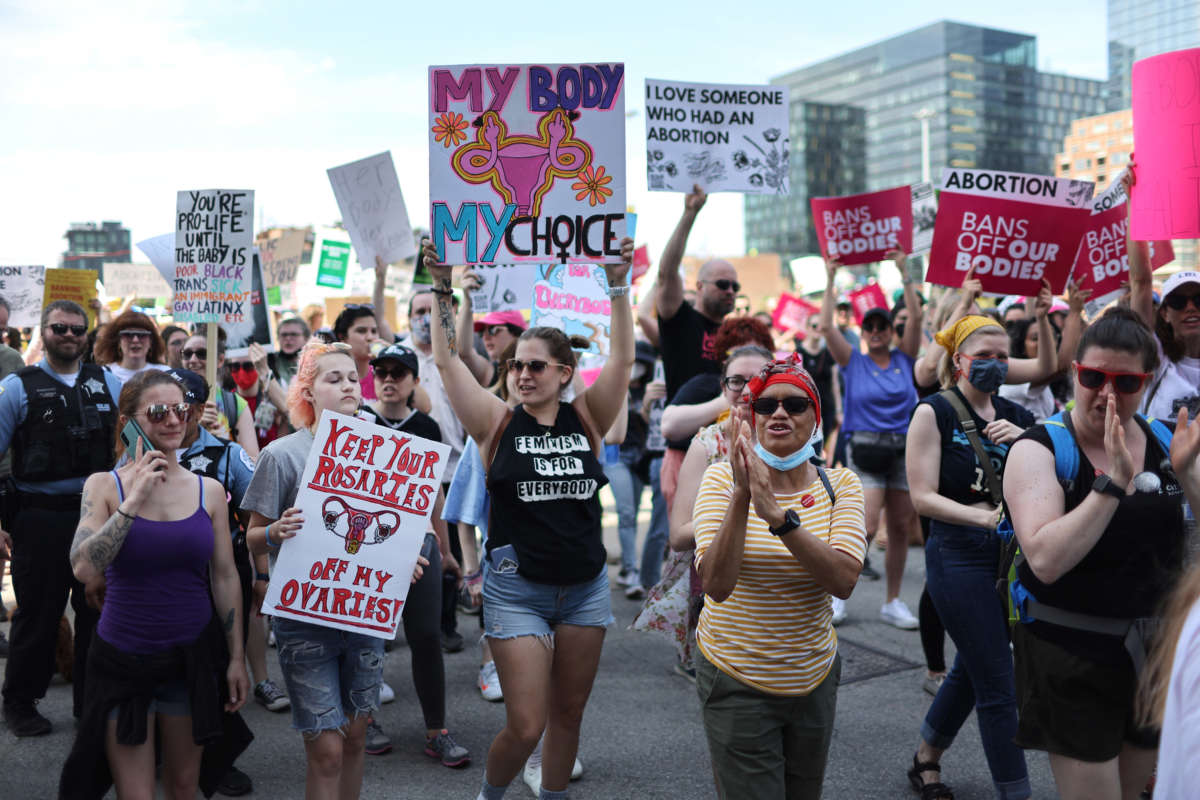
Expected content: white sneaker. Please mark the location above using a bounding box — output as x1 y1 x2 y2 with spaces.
379 681 396 704
522 757 584 794
571 756 583 781
616 567 639 587
478 661 503 702
880 598 919 630
831 597 847 626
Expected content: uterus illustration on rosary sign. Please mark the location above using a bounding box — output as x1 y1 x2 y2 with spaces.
322 496 402 555
450 108 594 217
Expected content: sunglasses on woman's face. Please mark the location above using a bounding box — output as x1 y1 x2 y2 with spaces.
229 362 255 372
181 348 207 360
374 365 409 381
1074 362 1151 394
47 323 87 337
142 403 191 423
751 396 812 416
862 320 890 333
1163 292 1200 311
507 358 564 375
119 330 152 340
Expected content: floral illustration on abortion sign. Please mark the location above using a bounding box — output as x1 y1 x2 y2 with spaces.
428 63 626 265
173 189 254 324
262 410 451 638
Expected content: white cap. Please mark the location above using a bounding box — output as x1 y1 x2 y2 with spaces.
1162 270 1200 300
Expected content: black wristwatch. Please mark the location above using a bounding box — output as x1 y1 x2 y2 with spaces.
1091 474 1127 499
769 508 802 537
255 572 270 583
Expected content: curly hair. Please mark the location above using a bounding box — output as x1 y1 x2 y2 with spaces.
94 311 165 366
712 316 774 360
286 341 356 430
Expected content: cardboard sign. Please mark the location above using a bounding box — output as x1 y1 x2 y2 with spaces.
810 186 913 266
771 293 819 333
428 63 626 265
103 262 172 299
262 410 451 638
1073 181 1175 303
315 233 352 289
644 78 789 194
260 229 306 289
327 151 416 270
0 265 46 328
1130 48 1200 239
530 263 612 354
911 182 938 255
221 250 273 360
927 168 1093 295
43 269 98 327
847 283 888 326
174 189 255 323
466 264 539 313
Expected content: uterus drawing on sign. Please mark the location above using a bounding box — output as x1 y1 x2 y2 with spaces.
321 496 401 556
450 108 594 217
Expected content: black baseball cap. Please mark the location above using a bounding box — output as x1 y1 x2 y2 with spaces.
861 307 891 328
370 343 419 377
167 368 209 405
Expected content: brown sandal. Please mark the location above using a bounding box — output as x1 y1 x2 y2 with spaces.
907 753 954 800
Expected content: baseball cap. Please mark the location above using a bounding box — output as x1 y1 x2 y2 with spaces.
167 368 209 405
370 343 419 377
473 310 528 333
1161 270 1200 300
861 307 891 328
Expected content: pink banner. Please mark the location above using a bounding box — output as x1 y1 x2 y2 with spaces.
847 283 888 326
810 186 913 266
632 245 651 283
1073 183 1174 299
771 293 819 333
1131 48 1200 239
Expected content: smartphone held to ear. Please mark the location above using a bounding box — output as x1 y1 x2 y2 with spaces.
120 418 153 456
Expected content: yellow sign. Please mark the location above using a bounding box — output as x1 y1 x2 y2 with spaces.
43 268 99 327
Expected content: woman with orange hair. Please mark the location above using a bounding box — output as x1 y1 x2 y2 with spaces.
93 310 170 386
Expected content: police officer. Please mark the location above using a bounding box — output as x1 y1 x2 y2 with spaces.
0 300 121 736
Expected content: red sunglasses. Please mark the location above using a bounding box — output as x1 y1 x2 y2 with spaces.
1073 362 1151 395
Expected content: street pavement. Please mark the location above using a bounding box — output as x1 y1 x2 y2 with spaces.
0 495 1062 798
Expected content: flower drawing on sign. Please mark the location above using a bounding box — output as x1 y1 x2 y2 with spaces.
451 108 593 216
321 496 401 555
432 112 469 148
572 165 613 206
740 130 790 194
646 148 679 188
732 150 750 170
683 151 727 183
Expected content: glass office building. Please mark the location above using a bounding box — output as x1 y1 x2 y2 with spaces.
62 221 131 282
1108 0 1200 110
745 21 1105 262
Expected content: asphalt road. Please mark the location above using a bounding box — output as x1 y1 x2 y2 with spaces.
0 499 1062 799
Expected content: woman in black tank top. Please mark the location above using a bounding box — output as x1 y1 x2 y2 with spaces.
421 238 635 799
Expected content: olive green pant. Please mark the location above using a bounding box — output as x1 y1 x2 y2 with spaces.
697 651 840 800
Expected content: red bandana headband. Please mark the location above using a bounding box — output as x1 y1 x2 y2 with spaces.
746 354 821 428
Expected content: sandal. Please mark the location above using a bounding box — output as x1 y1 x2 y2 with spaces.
907 752 954 800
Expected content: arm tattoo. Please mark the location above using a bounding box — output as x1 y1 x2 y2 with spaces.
436 286 457 356
70 510 133 574
222 608 235 634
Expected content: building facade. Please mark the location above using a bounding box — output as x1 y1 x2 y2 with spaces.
1108 0 1200 111
62 221 131 281
744 21 1106 262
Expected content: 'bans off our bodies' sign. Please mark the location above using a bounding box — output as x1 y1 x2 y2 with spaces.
927 169 1093 295
262 410 451 638
428 63 626 265
810 186 913 266
174 189 254 324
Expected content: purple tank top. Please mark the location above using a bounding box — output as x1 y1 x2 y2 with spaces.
97 473 215 654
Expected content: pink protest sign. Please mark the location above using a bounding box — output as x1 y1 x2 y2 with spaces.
1131 48 1200 239
632 245 651 282
810 186 913 266
772 293 819 332
847 283 888 326
1073 181 1175 300
927 168 1093 295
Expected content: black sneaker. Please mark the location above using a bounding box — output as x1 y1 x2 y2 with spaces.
441 631 465 653
3 703 51 737
859 555 881 581
216 765 253 797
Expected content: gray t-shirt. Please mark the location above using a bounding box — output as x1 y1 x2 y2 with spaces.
241 427 314 519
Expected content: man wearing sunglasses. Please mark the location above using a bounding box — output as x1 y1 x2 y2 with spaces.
0 300 123 736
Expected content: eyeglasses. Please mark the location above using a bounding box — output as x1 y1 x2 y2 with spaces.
722 375 750 392
484 325 509 337
141 403 191 423
374 365 410 380
181 348 207 360
1074 362 1151 394
47 323 87 337
118 330 152 340
1163 292 1200 311
507 359 566 375
705 279 741 293
279 330 305 338
229 362 256 372
751 396 813 416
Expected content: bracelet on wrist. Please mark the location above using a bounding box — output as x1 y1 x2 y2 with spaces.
116 507 136 521
255 572 270 582
430 286 454 296
265 524 279 548
607 284 631 297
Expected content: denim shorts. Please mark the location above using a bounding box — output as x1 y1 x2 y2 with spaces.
482 544 614 640
273 616 385 736
847 432 908 491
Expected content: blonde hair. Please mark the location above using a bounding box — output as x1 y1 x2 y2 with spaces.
936 324 1007 390
1138 562 1200 728
287 340 354 429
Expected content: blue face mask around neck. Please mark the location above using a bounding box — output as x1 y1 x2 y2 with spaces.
753 423 820 471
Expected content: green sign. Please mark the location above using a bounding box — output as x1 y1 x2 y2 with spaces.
315 239 352 289
266 285 282 306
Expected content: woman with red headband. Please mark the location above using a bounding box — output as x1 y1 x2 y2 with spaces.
692 355 866 799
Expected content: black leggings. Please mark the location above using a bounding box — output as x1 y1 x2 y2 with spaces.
402 533 445 730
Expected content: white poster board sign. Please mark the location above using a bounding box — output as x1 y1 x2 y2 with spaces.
530 263 612 354
467 264 539 313
103 262 172 298
327 151 416 270
174 189 255 324
0 265 46 328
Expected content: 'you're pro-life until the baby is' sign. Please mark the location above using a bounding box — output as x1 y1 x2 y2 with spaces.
262 410 451 638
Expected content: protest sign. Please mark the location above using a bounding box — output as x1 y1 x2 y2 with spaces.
0 265 46 328
221 250 273 359
261 410 451 638
103 262 172 299
43 268 98 327
315 232 352 290
1073 181 1174 303
632 245 651 283
466 264 539 313
927 168 1093 295
260 229 306 289
428 63 626 265
847 283 889 326
772 293 819 333
136 234 176 285
530 263 612 354
911 182 938 255
328 152 416 270
644 78 789 194
173 189 255 324
1130 48 1200 239
810 186 913 266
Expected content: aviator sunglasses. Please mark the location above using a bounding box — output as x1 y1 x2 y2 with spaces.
507 358 565 375
751 396 813 416
1073 362 1151 395
142 403 191 423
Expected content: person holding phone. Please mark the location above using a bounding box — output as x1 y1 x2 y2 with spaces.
61 369 248 799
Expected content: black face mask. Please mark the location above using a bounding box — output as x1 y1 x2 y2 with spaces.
895 323 906 339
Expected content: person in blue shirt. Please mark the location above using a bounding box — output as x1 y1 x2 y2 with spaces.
0 300 123 736
820 253 924 631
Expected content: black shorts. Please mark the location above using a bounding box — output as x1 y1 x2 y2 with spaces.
1012 623 1158 762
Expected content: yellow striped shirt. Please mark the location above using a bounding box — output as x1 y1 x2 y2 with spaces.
693 462 867 695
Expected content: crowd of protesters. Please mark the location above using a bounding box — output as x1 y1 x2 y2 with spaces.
0 168 1197 800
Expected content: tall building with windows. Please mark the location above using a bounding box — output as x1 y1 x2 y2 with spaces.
744 21 1105 262
62 221 131 282
1108 0 1200 111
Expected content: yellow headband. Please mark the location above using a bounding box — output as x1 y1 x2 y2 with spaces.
934 315 1003 354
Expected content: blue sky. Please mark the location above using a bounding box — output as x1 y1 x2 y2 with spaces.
0 0 1109 272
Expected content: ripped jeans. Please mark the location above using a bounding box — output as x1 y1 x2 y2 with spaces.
274 616 384 737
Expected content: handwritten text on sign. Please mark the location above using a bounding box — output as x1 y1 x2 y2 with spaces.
810 186 913 266
262 410 451 638
327 151 416 270
1131 48 1200 239
174 189 254 324
530 263 612 355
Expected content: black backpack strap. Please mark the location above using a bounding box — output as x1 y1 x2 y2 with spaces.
816 466 836 507
939 389 1003 506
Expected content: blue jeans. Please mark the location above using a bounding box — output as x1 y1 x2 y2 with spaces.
604 460 643 574
640 456 669 589
922 520 1029 800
